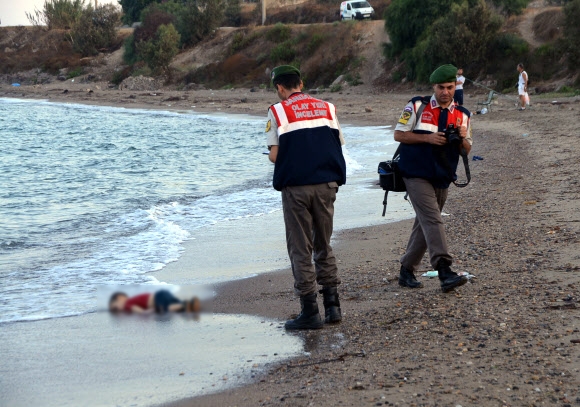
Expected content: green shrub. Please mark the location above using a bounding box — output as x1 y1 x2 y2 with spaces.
135 6 175 44
223 0 242 26
123 34 138 64
295 31 308 43
174 0 224 47
119 0 158 25
26 0 85 29
399 0 502 82
384 0 463 58
563 0 580 68
138 23 181 74
489 0 530 15
66 67 83 78
256 52 268 64
344 73 362 86
267 23 292 43
131 63 152 77
69 4 121 56
306 34 325 55
229 30 260 54
391 70 404 83
492 33 529 58
350 56 365 70
270 41 296 62
558 85 574 93
330 84 342 92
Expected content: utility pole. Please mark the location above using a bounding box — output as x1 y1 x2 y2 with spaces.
261 0 266 25
95 0 98 7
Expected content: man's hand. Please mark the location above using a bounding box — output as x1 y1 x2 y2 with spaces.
269 145 278 163
395 130 447 145
428 132 448 146
459 125 472 154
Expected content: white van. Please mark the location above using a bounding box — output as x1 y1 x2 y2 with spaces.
340 1 374 20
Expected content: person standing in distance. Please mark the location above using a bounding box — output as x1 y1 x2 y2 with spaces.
266 65 347 330
454 68 465 106
394 64 472 293
517 63 529 110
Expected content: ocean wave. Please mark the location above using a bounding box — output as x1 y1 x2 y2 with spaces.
0 98 397 324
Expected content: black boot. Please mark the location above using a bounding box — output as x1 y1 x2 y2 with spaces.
285 294 323 330
320 287 342 324
398 264 423 288
437 259 467 293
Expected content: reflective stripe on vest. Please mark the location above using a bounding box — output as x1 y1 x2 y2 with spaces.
270 94 339 135
411 97 470 133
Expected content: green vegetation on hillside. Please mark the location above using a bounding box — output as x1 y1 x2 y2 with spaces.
26 0 85 29
563 0 580 72
118 0 242 27
26 0 121 56
138 23 180 75
489 0 530 15
5 0 578 91
69 5 121 56
119 0 224 79
186 22 366 88
384 0 579 88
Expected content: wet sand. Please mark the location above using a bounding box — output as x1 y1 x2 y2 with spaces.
3 82 580 406
0 312 302 407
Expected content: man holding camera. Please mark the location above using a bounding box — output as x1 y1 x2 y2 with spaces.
394 64 472 293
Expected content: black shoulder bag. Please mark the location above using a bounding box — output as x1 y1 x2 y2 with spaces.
378 144 406 216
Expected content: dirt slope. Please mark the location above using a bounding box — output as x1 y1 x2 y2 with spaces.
516 5 563 49
169 20 389 89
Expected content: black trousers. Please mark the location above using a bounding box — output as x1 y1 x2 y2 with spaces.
154 290 182 313
454 89 464 106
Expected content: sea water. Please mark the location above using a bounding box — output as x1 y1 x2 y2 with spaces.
0 98 406 323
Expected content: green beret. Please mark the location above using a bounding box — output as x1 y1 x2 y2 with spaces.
429 64 458 84
271 65 301 84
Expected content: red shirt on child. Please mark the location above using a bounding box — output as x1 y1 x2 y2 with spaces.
123 293 151 312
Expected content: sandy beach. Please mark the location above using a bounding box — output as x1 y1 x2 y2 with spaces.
3 81 580 406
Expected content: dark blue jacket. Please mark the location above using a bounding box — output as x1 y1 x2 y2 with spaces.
270 94 346 191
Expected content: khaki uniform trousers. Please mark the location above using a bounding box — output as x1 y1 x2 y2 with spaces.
400 177 453 272
281 182 341 296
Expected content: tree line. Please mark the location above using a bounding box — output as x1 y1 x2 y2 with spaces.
384 0 580 86
27 0 239 75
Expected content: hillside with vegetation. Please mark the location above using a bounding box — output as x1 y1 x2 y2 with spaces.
0 0 578 94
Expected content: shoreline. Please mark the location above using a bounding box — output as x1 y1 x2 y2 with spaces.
3 85 580 406
162 92 580 406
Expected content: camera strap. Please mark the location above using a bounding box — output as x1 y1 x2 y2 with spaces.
454 148 471 188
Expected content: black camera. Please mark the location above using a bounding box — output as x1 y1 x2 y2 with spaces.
445 124 462 145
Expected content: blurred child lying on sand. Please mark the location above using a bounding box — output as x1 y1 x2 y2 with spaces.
109 290 200 314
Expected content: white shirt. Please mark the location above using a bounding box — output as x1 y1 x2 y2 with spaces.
518 71 528 87
456 75 465 90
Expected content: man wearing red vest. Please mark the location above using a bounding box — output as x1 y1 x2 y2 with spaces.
266 65 347 330
394 64 473 293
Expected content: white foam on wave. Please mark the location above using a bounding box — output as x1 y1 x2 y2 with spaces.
0 97 267 126
0 97 51 105
0 184 283 323
1 100 400 324
342 146 364 176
